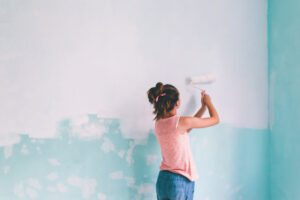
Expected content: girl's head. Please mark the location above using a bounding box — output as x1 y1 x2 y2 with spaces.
147 82 180 120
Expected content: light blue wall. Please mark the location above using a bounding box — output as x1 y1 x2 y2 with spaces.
268 0 300 199
0 115 269 199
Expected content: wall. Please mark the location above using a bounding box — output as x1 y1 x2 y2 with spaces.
0 0 268 199
268 0 300 199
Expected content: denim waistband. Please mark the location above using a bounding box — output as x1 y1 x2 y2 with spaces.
159 170 191 182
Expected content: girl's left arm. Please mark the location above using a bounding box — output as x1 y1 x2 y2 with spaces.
187 105 207 133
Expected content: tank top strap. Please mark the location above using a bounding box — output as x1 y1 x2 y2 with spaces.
175 115 180 128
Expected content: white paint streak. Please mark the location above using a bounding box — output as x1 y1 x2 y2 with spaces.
21 144 29 155
126 141 136 165
146 154 158 165
4 145 13 159
101 137 115 153
67 176 97 199
71 115 107 140
118 150 126 158
0 134 20 147
13 178 42 199
27 178 42 190
109 170 124 180
137 183 155 194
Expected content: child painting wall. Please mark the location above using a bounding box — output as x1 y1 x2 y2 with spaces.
0 0 269 199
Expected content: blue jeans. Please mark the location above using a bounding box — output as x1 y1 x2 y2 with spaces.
156 170 195 200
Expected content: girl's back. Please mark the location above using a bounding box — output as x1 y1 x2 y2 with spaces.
155 114 199 182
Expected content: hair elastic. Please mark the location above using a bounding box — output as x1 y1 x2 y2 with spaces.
156 93 166 102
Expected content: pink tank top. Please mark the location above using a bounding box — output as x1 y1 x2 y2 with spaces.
155 114 199 182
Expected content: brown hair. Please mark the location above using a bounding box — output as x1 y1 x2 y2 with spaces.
147 82 180 120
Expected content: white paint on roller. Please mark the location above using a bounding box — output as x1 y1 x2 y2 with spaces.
189 74 217 84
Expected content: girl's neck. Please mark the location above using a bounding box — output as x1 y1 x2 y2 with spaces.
163 109 177 118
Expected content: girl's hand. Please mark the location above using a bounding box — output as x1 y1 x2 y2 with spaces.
203 93 212 105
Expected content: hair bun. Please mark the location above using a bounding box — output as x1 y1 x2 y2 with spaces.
155 82 164 94
147 82 164 104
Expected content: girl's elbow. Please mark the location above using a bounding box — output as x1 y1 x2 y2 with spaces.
215 117 220 125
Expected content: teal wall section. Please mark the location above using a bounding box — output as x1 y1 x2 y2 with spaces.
268 0 300 199
0 115 269 200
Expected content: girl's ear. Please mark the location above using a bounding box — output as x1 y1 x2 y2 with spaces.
176 99 180 108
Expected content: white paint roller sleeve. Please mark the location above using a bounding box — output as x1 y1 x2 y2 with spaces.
189 74 216 84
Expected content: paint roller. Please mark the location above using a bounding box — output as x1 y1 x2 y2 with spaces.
186 73 216 92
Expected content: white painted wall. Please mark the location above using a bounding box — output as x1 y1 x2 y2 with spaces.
0 0 268 145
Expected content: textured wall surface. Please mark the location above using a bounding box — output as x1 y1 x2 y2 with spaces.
0 115 269 200
268 0 300 199
0 0 269 199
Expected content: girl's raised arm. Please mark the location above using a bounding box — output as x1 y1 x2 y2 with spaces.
179 94 219 132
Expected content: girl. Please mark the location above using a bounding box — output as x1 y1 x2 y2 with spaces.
147 82 219 200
